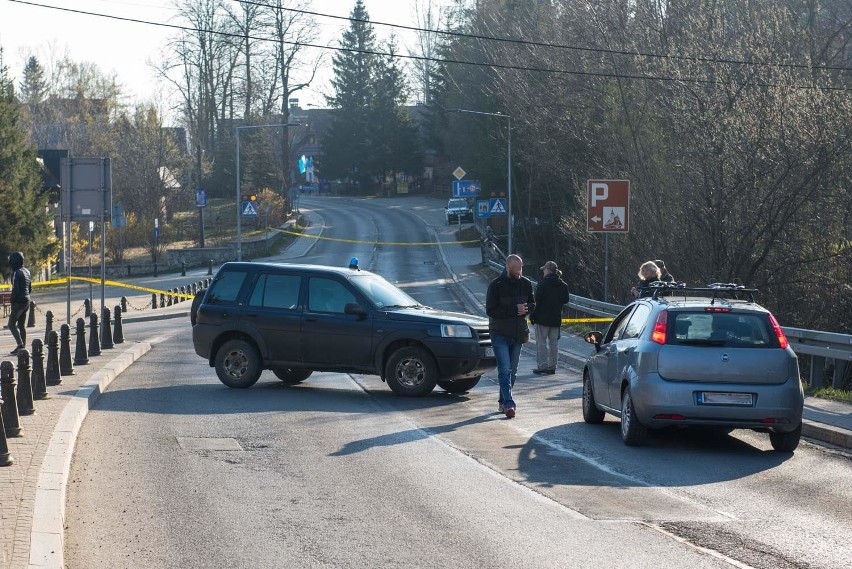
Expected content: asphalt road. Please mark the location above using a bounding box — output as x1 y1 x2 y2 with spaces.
65 196 852 569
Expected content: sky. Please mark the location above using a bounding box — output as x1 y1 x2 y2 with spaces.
0 0 448 118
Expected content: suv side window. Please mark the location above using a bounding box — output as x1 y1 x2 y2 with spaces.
207 271 248 304
308 277 357 314
604 306 635 343
249 273 301 309
622 304 651 339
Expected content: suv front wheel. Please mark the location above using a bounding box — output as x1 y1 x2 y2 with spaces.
385 346 438 396
215 339 262 388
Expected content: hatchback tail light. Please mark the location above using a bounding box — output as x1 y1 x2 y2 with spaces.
651 310 668 344
767 313 789 349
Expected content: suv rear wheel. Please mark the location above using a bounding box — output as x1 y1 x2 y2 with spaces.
769 422 802 452
620 387 648 446
582 371 606 424
437 377 480 394
273 368 312 385
215 339 262 388
385 346 438 396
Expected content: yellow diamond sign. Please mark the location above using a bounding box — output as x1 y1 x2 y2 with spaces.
453 166 466 180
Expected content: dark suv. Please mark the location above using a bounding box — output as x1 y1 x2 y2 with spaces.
192 262 496 396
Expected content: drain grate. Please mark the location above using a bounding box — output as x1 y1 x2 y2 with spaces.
176 437 243 451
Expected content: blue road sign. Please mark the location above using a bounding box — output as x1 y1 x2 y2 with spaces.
452 180 480 197
111 204 126 227
488 198 507 215
476 200 490 218
196 188 207 207
242 200 258 217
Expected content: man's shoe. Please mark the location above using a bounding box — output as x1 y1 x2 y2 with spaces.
505 407 516 419
532 368 547 375
545 368 557 375
10 346 21 356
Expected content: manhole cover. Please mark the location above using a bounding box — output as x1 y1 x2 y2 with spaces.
176 437 243 451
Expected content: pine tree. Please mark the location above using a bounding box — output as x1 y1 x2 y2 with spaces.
322 0 377 193
0 48 58 279
19 56 46 105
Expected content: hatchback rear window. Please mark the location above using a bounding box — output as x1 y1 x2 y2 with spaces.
670 312 773 347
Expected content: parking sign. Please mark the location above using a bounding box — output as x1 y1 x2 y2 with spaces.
587 179 630 232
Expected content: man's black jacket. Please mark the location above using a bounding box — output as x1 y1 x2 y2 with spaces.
531 274 569 327
486 271 535 341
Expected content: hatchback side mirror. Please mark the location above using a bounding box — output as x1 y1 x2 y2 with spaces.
344 303 368 319
584 331 603 351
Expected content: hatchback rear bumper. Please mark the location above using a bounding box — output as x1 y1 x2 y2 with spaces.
632 374 804 432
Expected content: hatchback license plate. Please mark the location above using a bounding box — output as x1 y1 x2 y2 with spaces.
698 392 754 406
483 347 495 358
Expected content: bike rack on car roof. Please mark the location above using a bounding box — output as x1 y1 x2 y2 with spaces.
648 282 758 304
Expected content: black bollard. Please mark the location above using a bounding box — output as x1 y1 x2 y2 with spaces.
27 300 36 328
159 293 165 308
181 260 187 276
151 293 157 309
31 339 48 400
127 264 132 278
1 361 22 437
207 259 213 275
121 296 128 313
167 290 173 306
191 283 198 295
44 310 54 345
59 324 75 376
74 318 89 366
180 286 187 302
113 306 124 344
101 307 114 349
45 331 61 386
84 298 92 318
88 313 101 357
0 392 12 465
16 350 35 416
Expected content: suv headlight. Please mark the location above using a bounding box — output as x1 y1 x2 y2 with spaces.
441 324 473 338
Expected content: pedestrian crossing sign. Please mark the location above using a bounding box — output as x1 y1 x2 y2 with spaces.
488 198 507 215
242 200 258 217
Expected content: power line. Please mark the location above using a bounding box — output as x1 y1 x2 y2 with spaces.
228 0 852 74
6 0 850 92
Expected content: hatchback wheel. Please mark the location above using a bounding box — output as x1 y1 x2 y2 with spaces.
620 387 648 446
769 422 802 452
437 377 480 394
582 371 606 424
215 339 262 388
273 368 312 385
385 346 438 396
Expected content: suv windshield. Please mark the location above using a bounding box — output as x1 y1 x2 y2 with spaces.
670 312 773 347
350 274 422 309
448 199 467 209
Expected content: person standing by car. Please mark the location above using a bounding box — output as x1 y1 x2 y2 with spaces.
654 259 674 282
530 261 569 375
486 254 535 418
630 261 662 299
7 252 31 355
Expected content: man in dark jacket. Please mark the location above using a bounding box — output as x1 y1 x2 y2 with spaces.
8 252 32 355
486 254 535 418
655 259 674 282
530 261 569 374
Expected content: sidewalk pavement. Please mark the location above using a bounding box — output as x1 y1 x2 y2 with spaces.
1 275 194 569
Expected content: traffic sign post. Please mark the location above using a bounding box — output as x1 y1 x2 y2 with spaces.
196 189 206 248
488 198 507 215
452 180 480 197
587 179 631 302
476 200 490 218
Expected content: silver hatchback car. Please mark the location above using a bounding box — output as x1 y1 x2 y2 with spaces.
582 285 804 451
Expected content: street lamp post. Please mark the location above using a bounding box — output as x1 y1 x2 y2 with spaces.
447 109 513 254
235 122 300 262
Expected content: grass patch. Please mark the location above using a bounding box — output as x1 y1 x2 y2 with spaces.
804 385 852 404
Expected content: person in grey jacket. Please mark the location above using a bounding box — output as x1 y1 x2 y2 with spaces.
530 261 569 374
486 254 535 418
8 252 31 355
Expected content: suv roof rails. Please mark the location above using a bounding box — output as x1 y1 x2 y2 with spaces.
648 282 758 304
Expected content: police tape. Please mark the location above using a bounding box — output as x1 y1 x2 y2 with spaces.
561 317 614 324
0 276 194 299
274 228 481 246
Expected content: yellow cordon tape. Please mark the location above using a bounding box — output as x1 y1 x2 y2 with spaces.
274 228 480 246
561 317 614 324
1 276 194 299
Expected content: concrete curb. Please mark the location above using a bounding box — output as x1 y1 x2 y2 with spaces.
123 309 190 324
28 341 152 569
802 420 852 449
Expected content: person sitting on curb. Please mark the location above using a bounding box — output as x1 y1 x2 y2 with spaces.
530 261 569 375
